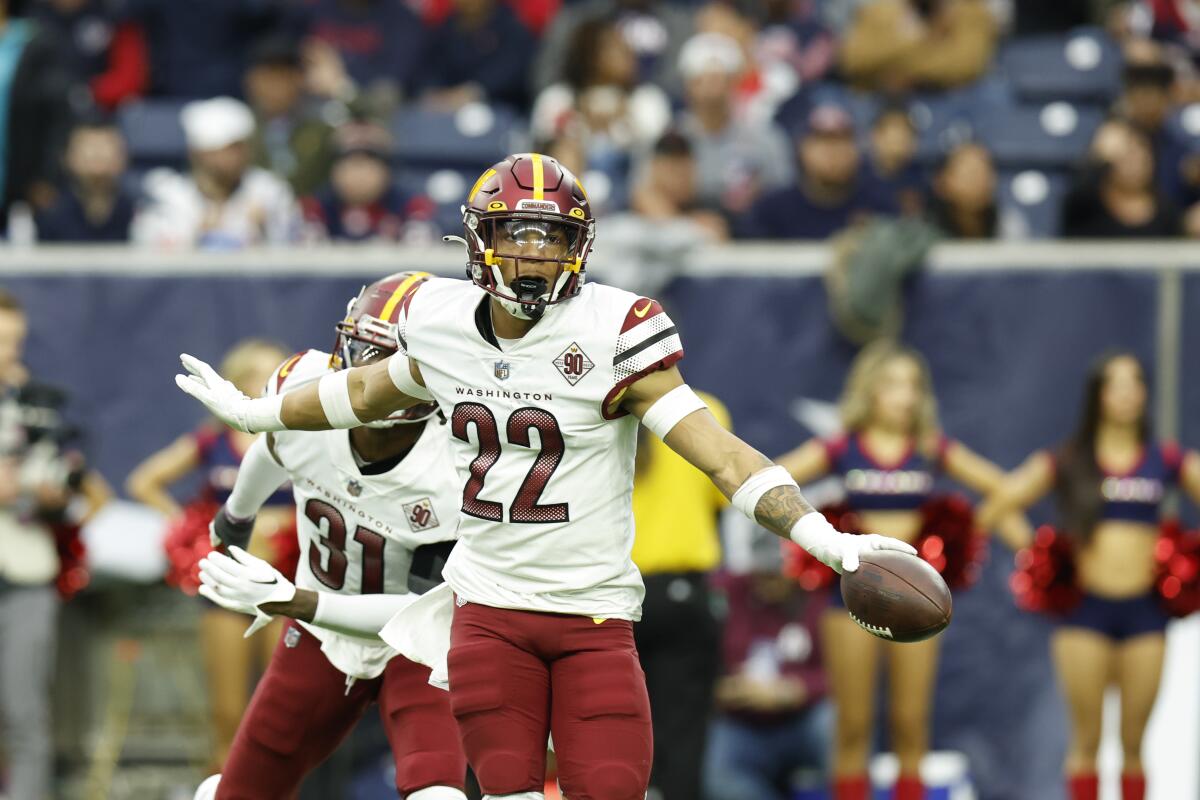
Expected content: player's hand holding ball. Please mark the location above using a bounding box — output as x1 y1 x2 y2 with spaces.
199 546 296 637
792 512 951 642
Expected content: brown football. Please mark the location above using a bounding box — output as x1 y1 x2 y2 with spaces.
840 551 952 643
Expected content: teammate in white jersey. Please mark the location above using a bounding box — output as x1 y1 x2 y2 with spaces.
178 153 915 800
192 273 467 800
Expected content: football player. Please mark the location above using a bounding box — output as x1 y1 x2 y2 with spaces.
179 153 915 800
193 272 467 800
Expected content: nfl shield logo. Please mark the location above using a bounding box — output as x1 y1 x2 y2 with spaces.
347 479 363 497
494 360 511 381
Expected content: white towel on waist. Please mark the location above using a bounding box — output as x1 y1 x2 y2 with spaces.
380 582 455 690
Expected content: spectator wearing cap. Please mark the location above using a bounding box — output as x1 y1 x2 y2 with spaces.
245 35 335 197
926 141 997 238
34 116 134 242
31 0 148 111
676 31 794 216
415 0 537 111
301 121 436 243
840 0 997 93
132 97 299 249
0 1 72 234
736 104 897 239
702 548 832 800
868 106 926 216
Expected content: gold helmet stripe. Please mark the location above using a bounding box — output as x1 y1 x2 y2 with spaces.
467 169 496 203
531 153 545 200
378 272 431 323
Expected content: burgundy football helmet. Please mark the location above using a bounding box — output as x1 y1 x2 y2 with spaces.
333 271 438 424
457 153 595 319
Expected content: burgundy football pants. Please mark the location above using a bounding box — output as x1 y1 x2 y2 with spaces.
217 625 466 799
447 601 653 800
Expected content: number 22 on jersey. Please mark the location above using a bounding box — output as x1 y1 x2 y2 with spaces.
451 402 569 524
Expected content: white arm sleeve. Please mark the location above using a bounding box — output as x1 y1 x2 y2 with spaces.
311 591 420 639
224 435 290 520
387 352 434 402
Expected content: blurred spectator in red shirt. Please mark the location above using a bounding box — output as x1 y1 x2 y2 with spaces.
31 0 147 111
703 561 832 800
301 120 437 243
415 0 537 111
420 0 559 33
34 116 134 242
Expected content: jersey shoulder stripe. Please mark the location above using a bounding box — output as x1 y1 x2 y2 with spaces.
602 296 684 419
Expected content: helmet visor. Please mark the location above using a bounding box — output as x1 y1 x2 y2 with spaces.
495 220 579 259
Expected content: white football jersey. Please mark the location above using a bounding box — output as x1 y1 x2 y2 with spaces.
266 350 460 678
398 277 685 620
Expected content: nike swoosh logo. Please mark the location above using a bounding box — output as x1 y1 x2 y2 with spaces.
633 301 652 318
250 577 278 586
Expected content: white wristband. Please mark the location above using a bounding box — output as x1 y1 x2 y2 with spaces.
789 511 838 549
243 394 285 433
641 384 708 440
387 352 434 401
317 370 362 429
731 465 797 522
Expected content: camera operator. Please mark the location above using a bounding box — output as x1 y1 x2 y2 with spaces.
0 288 108 800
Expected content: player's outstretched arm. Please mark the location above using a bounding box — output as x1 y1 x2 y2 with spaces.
198 546 417 640
174 352 431 433
208 434 289 550
622 366 915 573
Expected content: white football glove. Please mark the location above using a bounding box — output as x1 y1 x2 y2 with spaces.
175 354 283 433
790 511 917 574
198 546 295 638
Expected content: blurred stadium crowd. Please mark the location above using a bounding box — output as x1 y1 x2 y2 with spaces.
6 0 1200 246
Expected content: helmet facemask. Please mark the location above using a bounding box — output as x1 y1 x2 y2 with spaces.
464 211 594 320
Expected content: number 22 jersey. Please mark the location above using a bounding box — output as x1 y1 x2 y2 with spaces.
398 277 685 621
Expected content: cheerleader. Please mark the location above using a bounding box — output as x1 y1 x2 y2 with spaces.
980 352 1200 800
126 339 295 770
777 341 1028 800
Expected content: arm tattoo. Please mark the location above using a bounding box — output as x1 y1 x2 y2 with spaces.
755 485 816 537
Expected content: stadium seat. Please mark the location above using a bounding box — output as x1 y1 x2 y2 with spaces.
977 102 1102 169
997 169 1071 239
391 104 530 171
117 100 190 170
1000 28 1122 104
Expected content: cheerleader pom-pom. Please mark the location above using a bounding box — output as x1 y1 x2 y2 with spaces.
162 501 219 595
918 494 987 590
53 523 89 600
1155 520 1200 618
269 521 301 582
1010 526 1082 615
781 503 862 591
